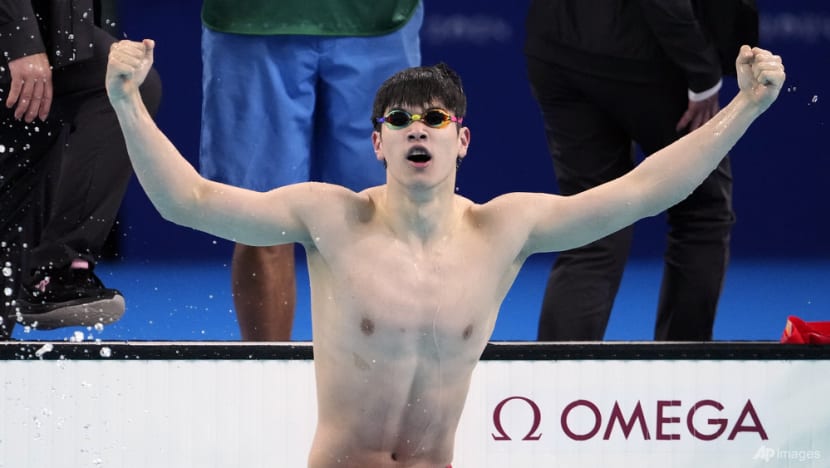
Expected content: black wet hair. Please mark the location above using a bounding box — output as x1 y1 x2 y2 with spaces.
371 62 467 131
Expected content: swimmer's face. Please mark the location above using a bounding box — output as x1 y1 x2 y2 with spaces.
372 102 470 185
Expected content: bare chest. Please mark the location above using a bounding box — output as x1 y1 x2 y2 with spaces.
308 234 514 351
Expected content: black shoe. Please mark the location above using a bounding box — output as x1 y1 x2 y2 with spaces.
12 268 125 330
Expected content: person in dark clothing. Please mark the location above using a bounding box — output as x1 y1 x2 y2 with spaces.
525 0 733 341
0 0 162 338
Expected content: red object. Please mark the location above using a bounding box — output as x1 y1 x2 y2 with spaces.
781 316 830 344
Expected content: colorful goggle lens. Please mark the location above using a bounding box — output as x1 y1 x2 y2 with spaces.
376 109 463 129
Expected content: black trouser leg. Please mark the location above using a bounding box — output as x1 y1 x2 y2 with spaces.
26 90 134 272
538 227 634 340
655 157 734 340
0 96 68 338
24 27 162 284
527 57 636 340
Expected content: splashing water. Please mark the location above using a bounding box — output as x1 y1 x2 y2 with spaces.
34 343 54 358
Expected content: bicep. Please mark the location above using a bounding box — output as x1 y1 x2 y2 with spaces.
520 180 650 254
176 180 315 247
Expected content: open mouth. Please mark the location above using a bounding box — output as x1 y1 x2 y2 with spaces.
407 147 432 164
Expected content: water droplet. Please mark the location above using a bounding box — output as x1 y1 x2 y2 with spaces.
99 347 112 358
34 343 53 358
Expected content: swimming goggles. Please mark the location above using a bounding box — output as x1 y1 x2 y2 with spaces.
375 108 463 129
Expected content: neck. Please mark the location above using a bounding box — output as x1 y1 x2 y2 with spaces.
380 181 460 244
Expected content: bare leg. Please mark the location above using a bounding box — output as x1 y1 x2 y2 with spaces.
231 244 296 341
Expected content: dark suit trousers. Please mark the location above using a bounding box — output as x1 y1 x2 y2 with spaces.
0 27 161 334
526 56 734 341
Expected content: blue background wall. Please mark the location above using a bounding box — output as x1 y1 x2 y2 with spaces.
114 0 828 263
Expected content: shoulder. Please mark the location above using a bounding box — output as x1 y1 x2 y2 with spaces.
464 192 559 260
471 191 560 216
466 192 540 230
286 181 374 206
285 181 380 221
468 191 571 240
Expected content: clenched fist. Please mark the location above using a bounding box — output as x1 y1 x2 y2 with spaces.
736 46 786 113
106 39 156 104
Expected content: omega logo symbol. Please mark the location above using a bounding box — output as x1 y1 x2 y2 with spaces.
491 396 543 441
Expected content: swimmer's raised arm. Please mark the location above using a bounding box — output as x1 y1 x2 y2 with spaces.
105 39 319 246
507 46 785 255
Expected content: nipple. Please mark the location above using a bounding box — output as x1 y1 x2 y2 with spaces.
360 317 375 336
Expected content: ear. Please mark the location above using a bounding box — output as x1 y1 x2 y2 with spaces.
372 130 384 163
456 126 471 163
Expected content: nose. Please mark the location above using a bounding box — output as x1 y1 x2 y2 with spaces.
406 125 428 141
